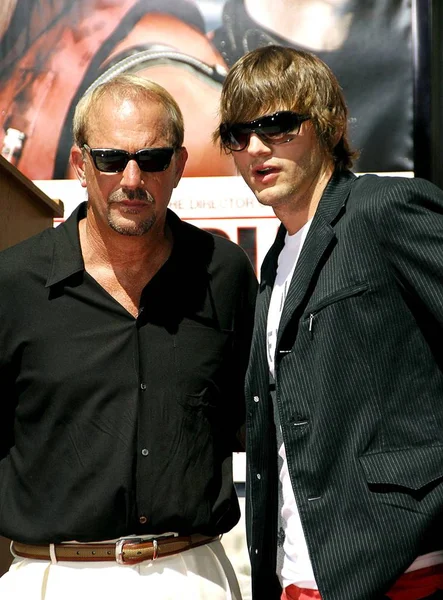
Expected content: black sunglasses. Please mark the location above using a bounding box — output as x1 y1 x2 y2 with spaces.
83 144 175 173
219 111 310 152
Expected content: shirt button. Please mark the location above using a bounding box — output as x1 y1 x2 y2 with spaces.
141 448 149 456
140 383 147 390
139 515 147 524
253 396 259 403
256 473 261 480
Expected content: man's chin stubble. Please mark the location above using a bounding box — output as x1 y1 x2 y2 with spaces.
108 216 156 236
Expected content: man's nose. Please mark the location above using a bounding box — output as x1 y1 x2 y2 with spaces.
246 133 272 155
120 159 144 187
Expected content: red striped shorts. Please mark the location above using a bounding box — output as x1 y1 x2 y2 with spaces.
281 563 443 600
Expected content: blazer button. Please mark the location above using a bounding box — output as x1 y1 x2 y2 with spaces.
253 396 259 403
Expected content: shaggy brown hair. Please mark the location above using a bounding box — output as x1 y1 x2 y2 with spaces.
214 45 358 170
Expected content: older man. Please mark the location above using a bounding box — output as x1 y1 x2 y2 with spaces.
0 74 257 599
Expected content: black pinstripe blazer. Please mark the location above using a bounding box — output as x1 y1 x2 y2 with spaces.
245 170 443 600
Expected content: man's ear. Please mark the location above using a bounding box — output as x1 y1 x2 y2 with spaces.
173 146 188 188
70 145 87 188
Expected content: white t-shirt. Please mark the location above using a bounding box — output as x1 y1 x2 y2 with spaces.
266 220 317 589
267 221 312 379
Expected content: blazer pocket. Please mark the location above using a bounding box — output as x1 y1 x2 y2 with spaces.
306 282 369 315
359 446 443 491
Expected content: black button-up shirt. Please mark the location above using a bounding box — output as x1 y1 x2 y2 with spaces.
0 203 257 544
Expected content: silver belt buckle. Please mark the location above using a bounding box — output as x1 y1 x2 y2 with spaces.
115 532 178 564
115 537 142 565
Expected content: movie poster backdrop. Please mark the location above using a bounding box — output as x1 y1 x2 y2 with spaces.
0 0 414 182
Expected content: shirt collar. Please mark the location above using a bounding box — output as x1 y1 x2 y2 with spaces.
45 204 186 288
45 202 87 288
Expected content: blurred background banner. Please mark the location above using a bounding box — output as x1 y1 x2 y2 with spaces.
0 0 437 183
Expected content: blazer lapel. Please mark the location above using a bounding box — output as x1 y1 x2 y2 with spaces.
247 170 356 387
277 170 356 348
246 226 285 390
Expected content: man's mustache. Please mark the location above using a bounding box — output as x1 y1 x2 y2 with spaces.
110 188 154 203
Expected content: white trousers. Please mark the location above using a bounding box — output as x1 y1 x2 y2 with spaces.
0 539 242 600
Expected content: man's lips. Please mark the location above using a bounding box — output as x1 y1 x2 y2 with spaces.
119 199 150 206
252 164 280 178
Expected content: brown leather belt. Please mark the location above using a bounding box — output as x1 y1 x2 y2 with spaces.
12 534 218 565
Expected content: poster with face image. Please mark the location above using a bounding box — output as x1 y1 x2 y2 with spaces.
0 0 416 181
